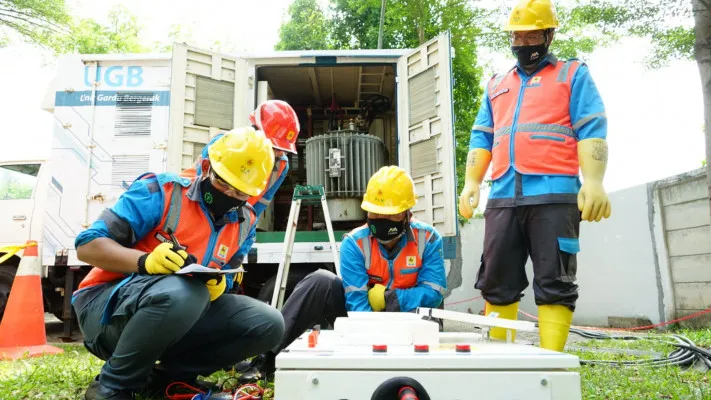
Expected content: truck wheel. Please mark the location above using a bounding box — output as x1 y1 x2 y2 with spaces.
256 267 311 305
0 265 18 322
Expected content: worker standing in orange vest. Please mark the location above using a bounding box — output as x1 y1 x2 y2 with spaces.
236 166 447 383
458 0 611 352
71 128 285 400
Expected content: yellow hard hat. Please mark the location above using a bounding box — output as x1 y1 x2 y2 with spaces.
504 0 559 31
361 166 417 215
207 127 275 197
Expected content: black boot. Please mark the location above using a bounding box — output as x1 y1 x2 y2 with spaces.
230 358 254 373
237 353 276 384
84 376 135 400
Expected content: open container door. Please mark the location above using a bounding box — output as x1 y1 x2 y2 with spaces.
167 43 252 173
396 31 458 259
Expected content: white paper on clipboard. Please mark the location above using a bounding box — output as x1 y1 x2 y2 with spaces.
175 264 246 275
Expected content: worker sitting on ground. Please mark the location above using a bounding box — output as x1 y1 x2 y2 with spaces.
71 128 285 400
235 165 448 383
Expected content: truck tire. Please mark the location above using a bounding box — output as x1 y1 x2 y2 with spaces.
0 265 18 323
256 267 311 305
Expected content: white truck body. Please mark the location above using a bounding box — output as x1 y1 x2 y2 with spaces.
33 32 459 270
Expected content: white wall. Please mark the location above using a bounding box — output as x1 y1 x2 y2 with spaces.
441 174 697 327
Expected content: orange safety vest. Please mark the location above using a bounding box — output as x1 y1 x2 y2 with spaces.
77 175 256 291
353 221 430 290
489 60 582 180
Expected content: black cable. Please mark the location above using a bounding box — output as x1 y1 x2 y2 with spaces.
568 328 711 369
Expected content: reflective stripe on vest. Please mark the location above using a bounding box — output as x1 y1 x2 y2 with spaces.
489 60 581 180
355 225 429 292
360 228 427 271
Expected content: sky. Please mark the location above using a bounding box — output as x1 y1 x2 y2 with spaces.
0 0 705 210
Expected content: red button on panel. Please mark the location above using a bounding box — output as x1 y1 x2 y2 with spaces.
372 344 388 353
414 344 429 353
456 344 471 353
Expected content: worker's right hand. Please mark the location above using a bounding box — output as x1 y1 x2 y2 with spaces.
458 184 480 219
137 242 190 275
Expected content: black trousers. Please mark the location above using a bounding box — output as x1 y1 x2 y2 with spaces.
275 269 348 353
474 204 581 311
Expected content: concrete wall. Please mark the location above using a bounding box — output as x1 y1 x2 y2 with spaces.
655 169 711 321
442 168 710 327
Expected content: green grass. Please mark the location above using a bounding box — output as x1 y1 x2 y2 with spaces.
0 329 709 399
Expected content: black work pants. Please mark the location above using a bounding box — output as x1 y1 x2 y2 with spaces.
474 203 581 311
274 269 348 353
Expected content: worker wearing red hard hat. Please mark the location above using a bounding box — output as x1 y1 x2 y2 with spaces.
182 99 300 218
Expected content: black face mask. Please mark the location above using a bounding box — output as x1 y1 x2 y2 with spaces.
200 178 246 219
512 44 548 67
367 217 407 243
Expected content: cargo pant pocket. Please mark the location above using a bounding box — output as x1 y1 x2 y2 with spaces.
557 237 579 283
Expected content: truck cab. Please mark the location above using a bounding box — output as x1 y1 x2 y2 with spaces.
0 158 50 320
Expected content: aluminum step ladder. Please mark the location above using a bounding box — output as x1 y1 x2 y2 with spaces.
270 185 341 310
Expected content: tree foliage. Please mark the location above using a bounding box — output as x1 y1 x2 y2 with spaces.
62 5 146 54
0 0 71 49
276 0 332 50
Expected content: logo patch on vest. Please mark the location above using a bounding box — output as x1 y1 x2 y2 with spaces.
216 244 229 260
368 275 383 283
528 76 542 87
406 256 417 267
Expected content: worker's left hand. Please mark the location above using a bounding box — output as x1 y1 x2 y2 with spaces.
577 180 612 222
368 284 386 311
205 275 226 302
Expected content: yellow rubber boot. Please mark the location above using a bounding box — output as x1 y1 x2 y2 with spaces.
484 301 519 342
538 305 574 352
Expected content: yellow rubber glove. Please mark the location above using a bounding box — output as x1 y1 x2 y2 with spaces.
458 148 492 219
577 138 612 222
205 275 226 302
137 242 189 275
233 270 244 286
368 284 386 311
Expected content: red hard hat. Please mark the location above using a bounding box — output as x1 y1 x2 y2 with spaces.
249 100 300 154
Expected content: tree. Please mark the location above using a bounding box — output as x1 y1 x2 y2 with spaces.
0 0 71 49
276 0 332 50
692 0 711 222
61 5 146 54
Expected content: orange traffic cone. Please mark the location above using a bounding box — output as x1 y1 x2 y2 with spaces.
0 240 63 360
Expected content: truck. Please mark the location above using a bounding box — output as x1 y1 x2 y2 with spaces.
0 32 460 331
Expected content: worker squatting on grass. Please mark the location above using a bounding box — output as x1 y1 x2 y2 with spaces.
234 165 448 383
458 0 612 352
70 127 285 400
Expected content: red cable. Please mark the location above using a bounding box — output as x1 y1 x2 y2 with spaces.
445 295 482 306
233 383 264 400
165 381 206 400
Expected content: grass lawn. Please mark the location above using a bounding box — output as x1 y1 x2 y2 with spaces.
0 328 708 399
